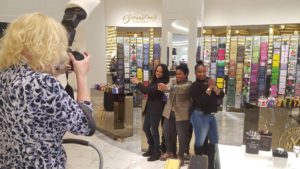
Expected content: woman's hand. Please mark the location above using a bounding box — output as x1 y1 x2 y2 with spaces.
157 83 168 91
131 77 140 84
69 51 90 78
206 78 216 96
208 78 221 95
206 87 212 96
208 78 216 90
69 51 90 102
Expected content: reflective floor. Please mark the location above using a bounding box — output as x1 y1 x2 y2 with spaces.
64 109 245 169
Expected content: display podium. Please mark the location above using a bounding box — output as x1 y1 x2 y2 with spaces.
91 89 134 139
244 105 300 151
218 144 299 169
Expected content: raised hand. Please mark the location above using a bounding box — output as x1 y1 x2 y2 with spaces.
131 77 139 84
157 83 167 91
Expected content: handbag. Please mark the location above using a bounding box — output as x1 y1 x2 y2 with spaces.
104 87 114 111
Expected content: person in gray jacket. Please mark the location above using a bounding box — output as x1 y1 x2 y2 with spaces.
157 63 192 166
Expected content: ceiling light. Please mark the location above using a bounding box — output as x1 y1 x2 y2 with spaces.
171 22 189 33
294 31 298 35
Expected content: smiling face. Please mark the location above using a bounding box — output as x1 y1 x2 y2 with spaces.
176 69 187 82
155 66 163 79
195 65 207 80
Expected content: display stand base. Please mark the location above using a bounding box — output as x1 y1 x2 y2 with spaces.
91 89 133 140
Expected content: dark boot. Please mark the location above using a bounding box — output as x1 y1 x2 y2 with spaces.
142 146 153 157
160 117 166 154
194 145 205 155
159 142 166 154
147 150 161 161
206 144 215 169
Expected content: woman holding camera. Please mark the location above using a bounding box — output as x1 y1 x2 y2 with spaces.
0 13 95 169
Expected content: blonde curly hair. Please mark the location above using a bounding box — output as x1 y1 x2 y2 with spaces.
0 12 69 73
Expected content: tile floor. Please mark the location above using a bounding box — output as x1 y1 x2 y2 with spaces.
64 108 245 169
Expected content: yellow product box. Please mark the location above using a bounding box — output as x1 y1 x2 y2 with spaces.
137 68 143 79
272 61 279 67
273 54 280 61
217 82 224 89
217 78 224 83
164 159 180 169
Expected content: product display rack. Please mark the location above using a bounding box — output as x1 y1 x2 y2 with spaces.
203 36 212 76
286 35 298 96
105 27 117 74
226 36 238 107
199 37 205 61
224 30 231 77
211 37 218 78
136 37 144 81
153 37 161 70
249 36 260 103
278 35 290 95
130 37 137 81
123 37 131 94
242 36 253 103
116 37 125 88
265 33 274 97
270 36 282 97
195 34 300 108
258 36 268 97
235 36 245 108
296 36 300 96
216 37 226 89
196 39 202 62
143 37 150 86
112 34 161 98
149 28 155 72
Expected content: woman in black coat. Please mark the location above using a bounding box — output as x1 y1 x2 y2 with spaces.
131 64 169 161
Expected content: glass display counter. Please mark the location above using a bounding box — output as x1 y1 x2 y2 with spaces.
218 144 299 169
244 105 300 151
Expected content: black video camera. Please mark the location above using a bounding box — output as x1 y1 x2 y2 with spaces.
62 7 87 70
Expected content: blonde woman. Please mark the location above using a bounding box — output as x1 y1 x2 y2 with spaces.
0 13 95 168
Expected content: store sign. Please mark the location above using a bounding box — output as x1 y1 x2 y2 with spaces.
122 12 158 24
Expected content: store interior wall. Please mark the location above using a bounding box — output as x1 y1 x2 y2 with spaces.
204 0 300 26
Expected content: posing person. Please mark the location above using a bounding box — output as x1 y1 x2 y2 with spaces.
131 64 169 161
190 60 224 169
158 63 192 166
0 13 95 169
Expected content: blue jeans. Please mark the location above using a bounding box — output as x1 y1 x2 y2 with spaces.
190 110 218 146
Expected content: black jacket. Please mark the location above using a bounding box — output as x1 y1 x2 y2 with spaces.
190 78 224 114
136 81 166 116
